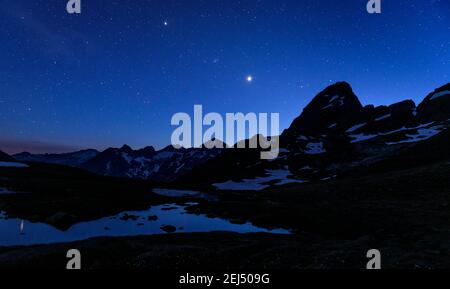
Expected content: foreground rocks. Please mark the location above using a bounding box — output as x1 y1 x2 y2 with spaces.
160 225 177 233
1 230 450 269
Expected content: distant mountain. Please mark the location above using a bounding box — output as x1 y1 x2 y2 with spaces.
179 82 450 189
80 144 223 182
14 149 99 167
8 82 449 187
0 150 15 162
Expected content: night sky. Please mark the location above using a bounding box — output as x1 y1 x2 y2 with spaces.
0 0 448 154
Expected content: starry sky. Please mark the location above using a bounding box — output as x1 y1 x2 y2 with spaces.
0 0 448 154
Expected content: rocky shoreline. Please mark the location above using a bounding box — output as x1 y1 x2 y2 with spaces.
1 160 450 269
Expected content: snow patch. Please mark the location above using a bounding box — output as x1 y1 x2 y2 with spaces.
304 142 326 154
430 90 450 100
328 123 337 128
346 123 366 133
350 122 440 144
213 168 306 191
320 175 337 181
329 95 340 102
121 153 133 164
375 114 391 121
349 134 378 143
323 95 345 109
174 163 185 174
386 125 445 145
106 161 112 171
134 156 150 166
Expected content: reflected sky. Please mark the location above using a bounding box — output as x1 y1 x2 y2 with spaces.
0 204 289 246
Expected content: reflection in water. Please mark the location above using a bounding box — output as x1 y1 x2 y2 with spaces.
20 220 24 235
0 188 29 195
0 188 15 195
0 204 289 246
152 188 218 201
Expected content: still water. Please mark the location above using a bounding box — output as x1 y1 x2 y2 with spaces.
0 203 289 246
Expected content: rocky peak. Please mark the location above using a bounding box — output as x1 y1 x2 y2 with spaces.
304 82 362 112
389 99 416 114
136 146 156 158
119 144 133 153
284 82 363 136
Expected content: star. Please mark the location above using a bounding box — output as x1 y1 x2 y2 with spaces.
246 75 253 83
163 21 168 26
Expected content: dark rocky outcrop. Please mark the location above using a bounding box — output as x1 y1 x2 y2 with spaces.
284 82 363 137
417 83 450 122
180 82 450 187
0 150 15 162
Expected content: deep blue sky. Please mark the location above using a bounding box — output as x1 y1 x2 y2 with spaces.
0 0 448 154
